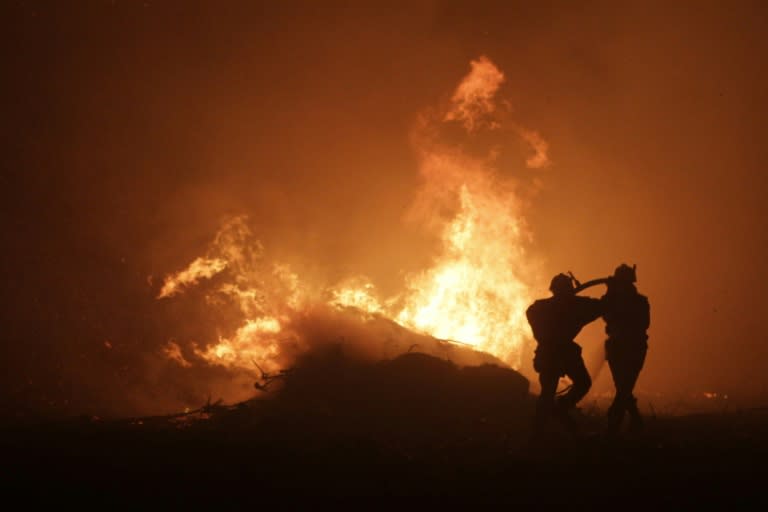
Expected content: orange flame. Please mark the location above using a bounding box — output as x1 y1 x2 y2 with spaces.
194 317 284 373
157 257 227 299
329 276 385 315
444 56 505 132
156 56 545 379
396 178 534 367
162 340 192 368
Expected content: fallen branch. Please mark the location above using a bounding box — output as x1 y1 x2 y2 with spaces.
252 358 292 392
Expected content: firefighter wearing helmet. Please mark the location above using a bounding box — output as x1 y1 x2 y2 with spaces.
526 272 603 436
601 263 650 434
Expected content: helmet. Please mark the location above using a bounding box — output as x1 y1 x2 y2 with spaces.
549 273 575 295
613 263 636 283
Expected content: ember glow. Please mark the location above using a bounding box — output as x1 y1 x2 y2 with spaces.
157 57 545 376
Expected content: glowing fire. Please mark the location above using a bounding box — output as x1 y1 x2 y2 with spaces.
396 180 533 367
157 257 227 299
156 56 546 377
444 55 505 132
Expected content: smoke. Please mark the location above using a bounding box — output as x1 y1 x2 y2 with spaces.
162 341 192 368
516 127 550 169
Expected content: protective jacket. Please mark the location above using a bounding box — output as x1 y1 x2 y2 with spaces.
526 294 602 374
602 287 650 360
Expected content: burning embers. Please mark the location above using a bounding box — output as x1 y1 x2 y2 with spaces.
156 56 548 381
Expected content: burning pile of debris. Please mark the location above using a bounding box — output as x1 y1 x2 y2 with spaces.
129 339 533 446
262 345 529 434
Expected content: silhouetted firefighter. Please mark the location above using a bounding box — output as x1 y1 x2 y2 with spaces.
601 264 650 433
526 273 602 436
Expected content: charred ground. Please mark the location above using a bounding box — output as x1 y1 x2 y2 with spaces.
4 350 768 506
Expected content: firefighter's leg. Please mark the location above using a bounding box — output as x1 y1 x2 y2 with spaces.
559 356 592 409
625 349 647 431
554 357 591 435
606 357 627 434
535 370 559 432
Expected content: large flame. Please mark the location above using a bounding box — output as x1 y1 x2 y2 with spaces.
395 179 533 368
391 57 541 368
156 56 545 380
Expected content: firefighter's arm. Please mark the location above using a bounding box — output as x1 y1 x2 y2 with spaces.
580 296 604 324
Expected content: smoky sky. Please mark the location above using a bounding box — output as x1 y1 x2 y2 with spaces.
2 1 768 418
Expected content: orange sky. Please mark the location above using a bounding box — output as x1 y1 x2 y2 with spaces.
2 1 767 417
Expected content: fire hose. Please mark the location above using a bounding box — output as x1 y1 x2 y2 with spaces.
569 273 611 294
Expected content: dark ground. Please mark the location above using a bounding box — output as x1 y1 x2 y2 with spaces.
4 352 767 507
